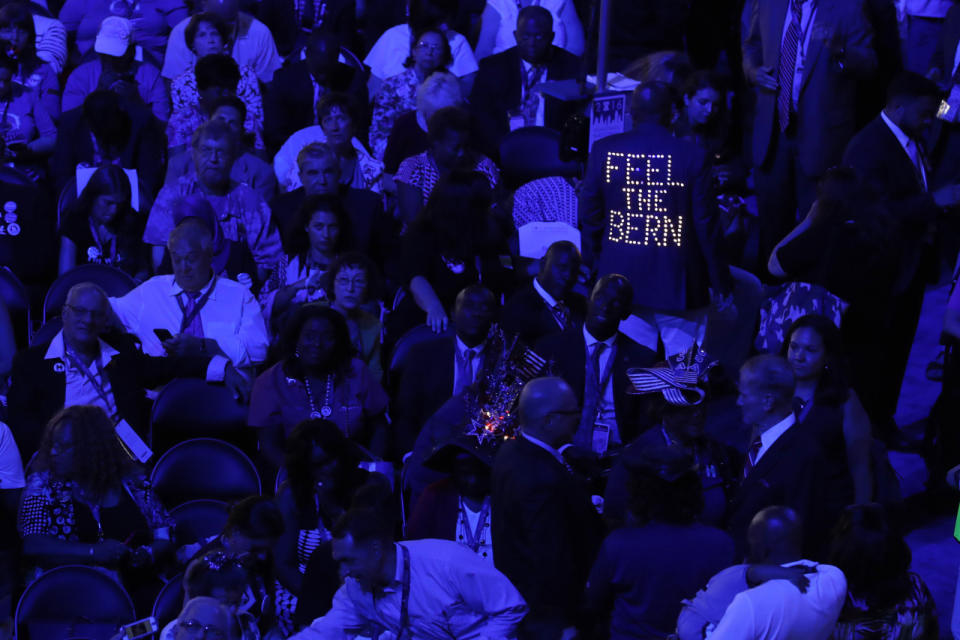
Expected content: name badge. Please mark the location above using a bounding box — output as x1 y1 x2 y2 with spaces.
939 84 960 123
592 422 611 455
116 419 153 463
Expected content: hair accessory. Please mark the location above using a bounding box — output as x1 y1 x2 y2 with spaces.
626 344 717 406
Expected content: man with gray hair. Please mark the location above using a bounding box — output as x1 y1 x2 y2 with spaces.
170 596 242 640
726 355 830 558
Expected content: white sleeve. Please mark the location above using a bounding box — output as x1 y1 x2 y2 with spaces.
161 19 194 80
707 591 756 640
448 32 479 77
233 286 269 368
556 0 584 55
0 422 25 489
290 585 363 640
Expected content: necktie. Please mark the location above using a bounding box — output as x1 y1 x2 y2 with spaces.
579 342 607 434
743 436 763 478
522 65 544 126
454 348 477 396
906 138 929 190
777 0 803 132
591 342 607 384
180 290 205 338
552 302 570 330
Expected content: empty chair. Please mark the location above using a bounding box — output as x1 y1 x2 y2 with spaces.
150 438 261 508
15 565 136 640
29 317 63 347
498 126 582 190
42 264 137 322
152 574 185 633
387 324 453 391
170 499 230 547
149 378 252 454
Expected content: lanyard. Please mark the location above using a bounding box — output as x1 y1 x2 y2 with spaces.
63 347 118 421
459 498 490 553
88 219 118 264
176 278 217 334
397 545 412 640
521 63 546 100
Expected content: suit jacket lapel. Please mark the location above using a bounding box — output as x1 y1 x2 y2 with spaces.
797 1 827 97
874 117 926 190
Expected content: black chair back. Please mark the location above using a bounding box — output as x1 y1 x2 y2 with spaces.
149 379 252 454
151 574 184 633
42 264 137 322
498 126 582 190
150 438 261 508
169 499 230 546
0 265 31 345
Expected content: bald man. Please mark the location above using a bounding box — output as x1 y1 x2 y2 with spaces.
491 377 604 639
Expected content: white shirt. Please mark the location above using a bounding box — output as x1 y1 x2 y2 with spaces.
880 110 928 190
0 421 25 489
457 497 494 563
708 561 846 640
483 0 583 57
364 24 479 80
109 275 268 374
273 126 384 193
754 413 796 466
532 276 558 309
161 13 283 82
780 0 818 108
582 326 618 445
454 337 485 393
45 331 119 419
292 539 527 640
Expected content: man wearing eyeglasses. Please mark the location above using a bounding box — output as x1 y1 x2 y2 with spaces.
172 596 241 640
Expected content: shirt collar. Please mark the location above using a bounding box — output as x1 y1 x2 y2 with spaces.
379 542 405 594
583 325 616 349
170 274 217 299
44 330 119 366
759 412 796 453
521 431 564 462
532 277 559 309
455 336 485 357
880 110 915 152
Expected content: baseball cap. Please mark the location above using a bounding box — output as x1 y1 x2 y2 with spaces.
94 16 133 57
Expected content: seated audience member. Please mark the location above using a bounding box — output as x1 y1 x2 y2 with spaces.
165 97 276 202
52 89 166 197
170 13 263 150
535 274 658 459
62 16 170 121
144 120 283 279
0 52 54 174
783 315 874 505
368 26 452 161
0 2 59 120
327 252 384 382
162 551 258 639
270 142 394 269
501 240 586 346
475 0 583 60
289 507 527 639
829 504 937 640
110 218 270 375
470 6 581 142
259 194 349 329
677 506 845 640
362 0 479 97
395 106 499 224
17 406 174 578
605 352 741 528
166 596 242 640
7 282 242 457
166 53 244 150
273 419 369 634
249 304 389 468
57 0 186 63
58 165 149 280
727 355 832 558
391 285 497 455
161 0 282 84
256 0 355 58
274 92 383 194
382 70 462 176
583 444 734 639
390 172 507 341
407 436 497 562
263 30 368 154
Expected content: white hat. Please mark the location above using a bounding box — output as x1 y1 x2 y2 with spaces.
94 16 133 57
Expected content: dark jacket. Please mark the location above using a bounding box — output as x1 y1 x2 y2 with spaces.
500 281 587 347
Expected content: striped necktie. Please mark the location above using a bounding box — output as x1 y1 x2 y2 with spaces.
777 0 803 131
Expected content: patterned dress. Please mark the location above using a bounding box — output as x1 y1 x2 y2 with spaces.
395 151 500 202
368 67 419 161
831 573 938 640
169 64 264 149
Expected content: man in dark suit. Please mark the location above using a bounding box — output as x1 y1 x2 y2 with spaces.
269 142 396 269
741 0 876 263
535 275 658 458
726 354 829 559
842 72 960 439
580 81 732 356
6 283 246 460
262 31 368 154
492 376 604 639
257 0 356 58
501 240 586 346
390 285 498 455
469 6 581 147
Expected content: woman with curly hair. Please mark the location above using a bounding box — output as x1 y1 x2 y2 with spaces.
17 405 173 579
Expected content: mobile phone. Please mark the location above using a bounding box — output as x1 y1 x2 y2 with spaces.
121 616 158 639
153 328 173 341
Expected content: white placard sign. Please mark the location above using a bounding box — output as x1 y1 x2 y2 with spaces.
518 221 581 259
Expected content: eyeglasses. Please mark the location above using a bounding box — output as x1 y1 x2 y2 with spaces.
178 619 228 640
63 304 107 321
415 41 443 53
334 277 368 291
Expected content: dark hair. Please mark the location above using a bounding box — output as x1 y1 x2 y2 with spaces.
196 53 240 93
331 507 392 544
427 105 471 142
185 12 231 52
518 5 552 28
781 314 850 406
280 303 355 374
408 0 457 33
210 94 247 123
828 504 913 610
287 194 350 262
71 165 133 229
316 92 359 127
83 90 132 150
34 405 135 497
403 26 453 69
0 2 36 59
0 51 17 74
224 496 285 539
414 169 492 261
284 419 363 528
326 251 381 303
682 70 724 99
184 550 249 599
624 446 703 525
630 81 676 126
886 70 942 103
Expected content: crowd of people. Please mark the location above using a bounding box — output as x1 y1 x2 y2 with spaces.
0 0 958 637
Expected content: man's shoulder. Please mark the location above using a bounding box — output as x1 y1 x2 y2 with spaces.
479 47 519 72
503 282 540 309
844 116 893 158
615 332 658 365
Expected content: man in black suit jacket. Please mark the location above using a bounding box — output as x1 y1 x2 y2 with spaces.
842 72 960 435
535 274 658 457
469 6 581 147
501 240 586 346
269 142 396 269
492 376 604 639
390 285 498 455
726 355 830 559
262 31 368 154
6 283 246 460
257 0 355 58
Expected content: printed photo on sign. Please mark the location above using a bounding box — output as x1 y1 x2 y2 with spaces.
588 93 627 151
